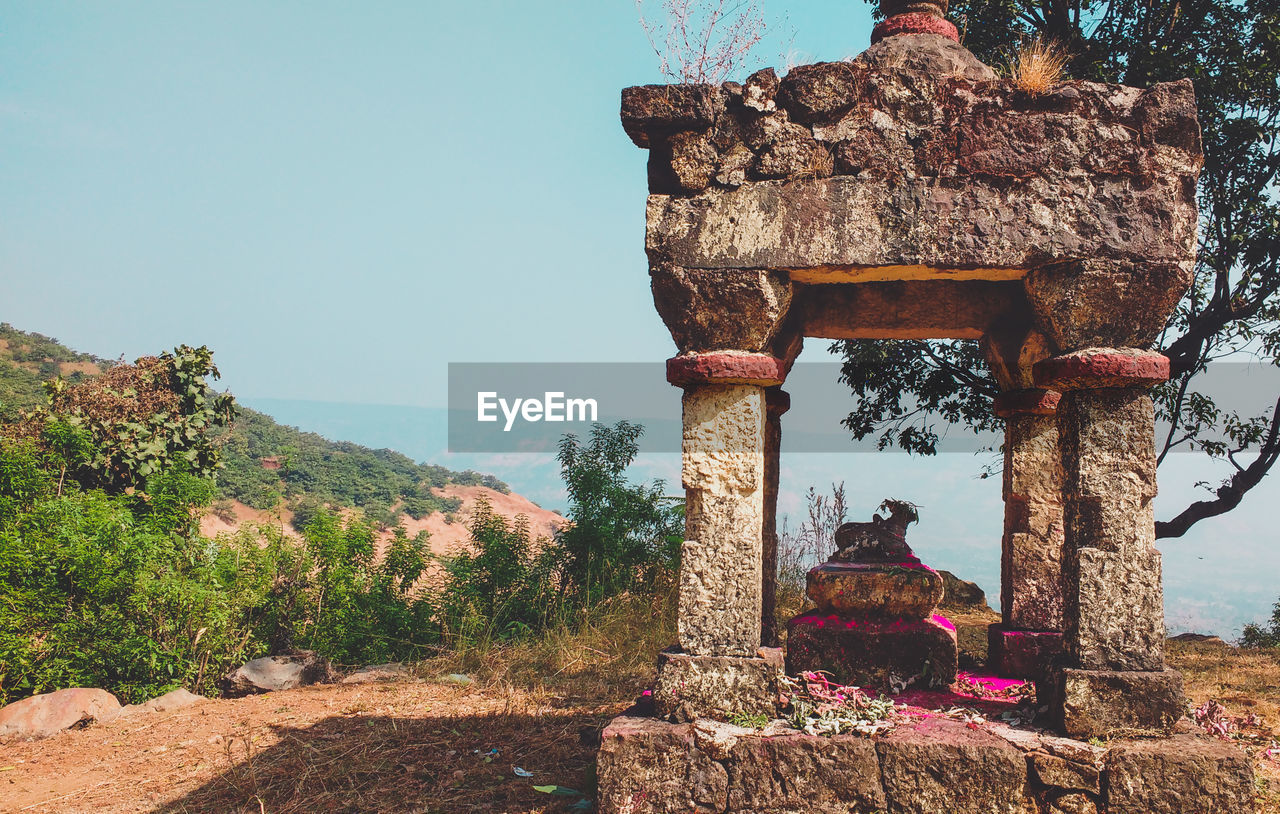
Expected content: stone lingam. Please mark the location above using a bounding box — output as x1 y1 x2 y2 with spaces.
786 500 959 690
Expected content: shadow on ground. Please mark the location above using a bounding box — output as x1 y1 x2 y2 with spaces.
155 708 612 814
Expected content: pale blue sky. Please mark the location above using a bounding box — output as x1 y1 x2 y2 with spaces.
3 2 1277 636
1 1 872 404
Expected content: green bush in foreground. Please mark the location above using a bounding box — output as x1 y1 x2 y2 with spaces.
1242 600 1280 649
1 370 678 704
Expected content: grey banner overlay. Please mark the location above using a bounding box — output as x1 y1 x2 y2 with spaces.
447 362 1280 453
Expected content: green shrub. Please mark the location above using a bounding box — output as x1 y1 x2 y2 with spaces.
0 446 247 704
1242 600 1280 648
553 421 683 605
440 497 556 644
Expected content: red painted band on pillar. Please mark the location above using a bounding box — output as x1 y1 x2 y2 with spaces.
993 388 1061 418
667 353 788 387
1033 350 1170 391
871 13 960 44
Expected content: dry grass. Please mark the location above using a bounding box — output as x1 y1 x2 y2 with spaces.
1169 639 1280 813
427 589 678 701
1008 38 1069 94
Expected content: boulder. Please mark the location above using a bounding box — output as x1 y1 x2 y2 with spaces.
0 688 121 739
220 650 338 697
938 570 988 608
119 687 206 717
342 662 412 684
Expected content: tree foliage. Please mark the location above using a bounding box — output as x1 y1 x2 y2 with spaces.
554 421 684 605
842 0 1280 538
22 346 236 493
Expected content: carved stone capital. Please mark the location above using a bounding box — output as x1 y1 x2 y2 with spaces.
1034 349 1170 391
667 353 788 387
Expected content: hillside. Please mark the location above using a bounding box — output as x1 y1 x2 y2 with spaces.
0 323 560 541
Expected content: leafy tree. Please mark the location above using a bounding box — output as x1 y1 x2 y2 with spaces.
21 346 236 493
841 0 1280 538
439 496 553 642
554 421 684 604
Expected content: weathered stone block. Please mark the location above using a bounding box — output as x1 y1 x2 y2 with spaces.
1058 386 1158 487
1025 260 1193 351
1005 530 1065 631
1068 546 1165 671
878 717 1028 814
786 613 957 690
652 267 794 354
859 32 996 82
799 280 1023 340
806 561 944 619
726 733 886 812
665 130 719 192
1046 668 1184 738
988 625 1062 679
621 84 719 148
645 174 1195 272
653 648 784 723
742 67 779 113
596 716 728 813
1104 735 1256 813
680 492 765 655
1003 412 1062 531
1032 751 1100 793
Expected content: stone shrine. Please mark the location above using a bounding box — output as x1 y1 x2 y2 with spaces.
787 500 959 691
598 0 1257 810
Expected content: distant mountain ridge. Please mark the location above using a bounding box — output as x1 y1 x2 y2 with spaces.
0 324 559 539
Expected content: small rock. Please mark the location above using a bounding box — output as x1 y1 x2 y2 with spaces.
743 68 779 113
342 663 411 684
691 718 752 760
443 673 473 686
938 570 988 608
0 688 122 739
120 688 206 717
220 651 338 697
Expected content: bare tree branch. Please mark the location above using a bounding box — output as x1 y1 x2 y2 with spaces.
1157 397 1280 538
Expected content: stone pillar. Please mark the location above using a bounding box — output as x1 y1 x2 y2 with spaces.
1034 349 1184 738
761 388 788 647
982 326 1066 679
653 353 786 722
987 387 1065 679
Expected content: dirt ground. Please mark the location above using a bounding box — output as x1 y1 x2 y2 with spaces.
1 679 623 813
3 619 1278 813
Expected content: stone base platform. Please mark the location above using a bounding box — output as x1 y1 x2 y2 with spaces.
806 560 944 619
653 647 784 722
988 624 1063 679
1043 666 1185 738
596 714 1256 814
786 613 958 690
